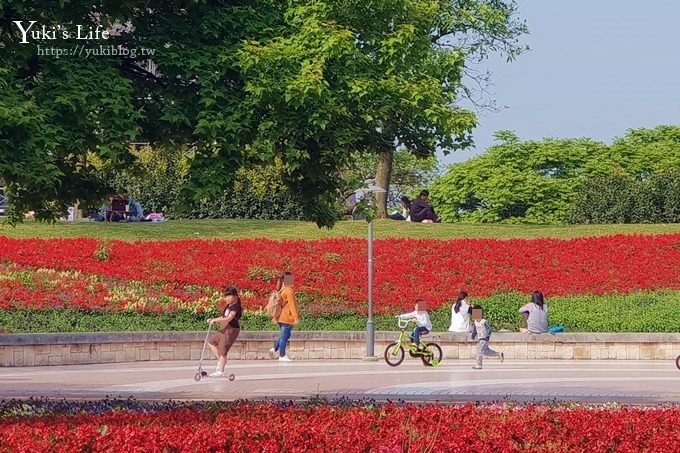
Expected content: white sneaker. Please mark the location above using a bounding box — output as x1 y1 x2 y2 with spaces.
210 371 225 377
269 348 277 358
279 356 293 362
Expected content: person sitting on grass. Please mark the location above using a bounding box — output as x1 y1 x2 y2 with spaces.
94 204 107 222
409 190 440 223
389 196 411 221
398 299 432 351
127 196 144 222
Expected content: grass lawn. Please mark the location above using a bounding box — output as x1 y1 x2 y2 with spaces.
2 218 680 241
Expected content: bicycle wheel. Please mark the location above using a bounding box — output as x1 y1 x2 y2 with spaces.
421 343 443 367
676 354 680 370
384 342 405 367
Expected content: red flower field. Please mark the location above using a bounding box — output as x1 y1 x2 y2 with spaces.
1 402 678 452
2 234 680 314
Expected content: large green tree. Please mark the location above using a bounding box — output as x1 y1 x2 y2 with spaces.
431 131 609 223
371 0 528 217
1 1 144 223
604 125 680 177
1 0 283 224
1 0 526 227
239 0 528 219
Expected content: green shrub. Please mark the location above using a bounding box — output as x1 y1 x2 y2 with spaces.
96 147 316 221
186 191 306 220
570 171 680 224
569 174 635 223
430 133 609 224
3 291 680 333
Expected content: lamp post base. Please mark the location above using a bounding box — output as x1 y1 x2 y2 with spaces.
366 318 375 358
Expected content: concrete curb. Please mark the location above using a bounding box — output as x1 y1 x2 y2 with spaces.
2 332 680 366
2 331 680 346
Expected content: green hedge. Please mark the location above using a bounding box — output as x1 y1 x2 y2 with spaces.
569 172 680 224
185 191 306 220
3 291 680 333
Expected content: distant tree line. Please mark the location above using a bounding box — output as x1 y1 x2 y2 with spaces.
430 125 680 224
100 125 680 224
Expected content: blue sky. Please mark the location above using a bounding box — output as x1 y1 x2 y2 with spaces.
440 0 680 166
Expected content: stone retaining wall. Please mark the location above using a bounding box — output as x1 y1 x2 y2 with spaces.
1 331 680 367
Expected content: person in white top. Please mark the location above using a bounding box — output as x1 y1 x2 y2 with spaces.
448 291 471 332
398 299 432 348
518 291 549 333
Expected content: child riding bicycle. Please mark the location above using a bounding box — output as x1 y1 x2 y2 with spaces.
398 299 432 351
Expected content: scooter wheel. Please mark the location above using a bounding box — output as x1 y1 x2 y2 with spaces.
194 373 202 382
228 373 235 381
201 371 208 377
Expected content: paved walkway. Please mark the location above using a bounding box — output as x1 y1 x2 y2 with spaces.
1 359 679 404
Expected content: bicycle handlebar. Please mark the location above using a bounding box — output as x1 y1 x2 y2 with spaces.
396 318 411 329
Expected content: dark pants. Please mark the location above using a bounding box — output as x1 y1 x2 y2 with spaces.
410 326 429 345
411 208 439 223
273 323 293 357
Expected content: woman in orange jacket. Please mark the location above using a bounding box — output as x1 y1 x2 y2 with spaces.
269 272 300 362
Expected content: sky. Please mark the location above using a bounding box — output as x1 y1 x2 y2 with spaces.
440 0 680 166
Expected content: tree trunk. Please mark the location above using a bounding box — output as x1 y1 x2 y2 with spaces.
374 148 394 218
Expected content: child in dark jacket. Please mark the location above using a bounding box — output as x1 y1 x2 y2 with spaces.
470 306 504 369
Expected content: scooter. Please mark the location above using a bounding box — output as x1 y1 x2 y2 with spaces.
193 325 235 382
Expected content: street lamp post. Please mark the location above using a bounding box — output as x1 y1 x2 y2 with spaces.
367 217 375 357
360 181 386 359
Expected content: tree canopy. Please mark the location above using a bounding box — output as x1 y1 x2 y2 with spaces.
1 1 145 222
1 0 526 226
431 126 680 224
